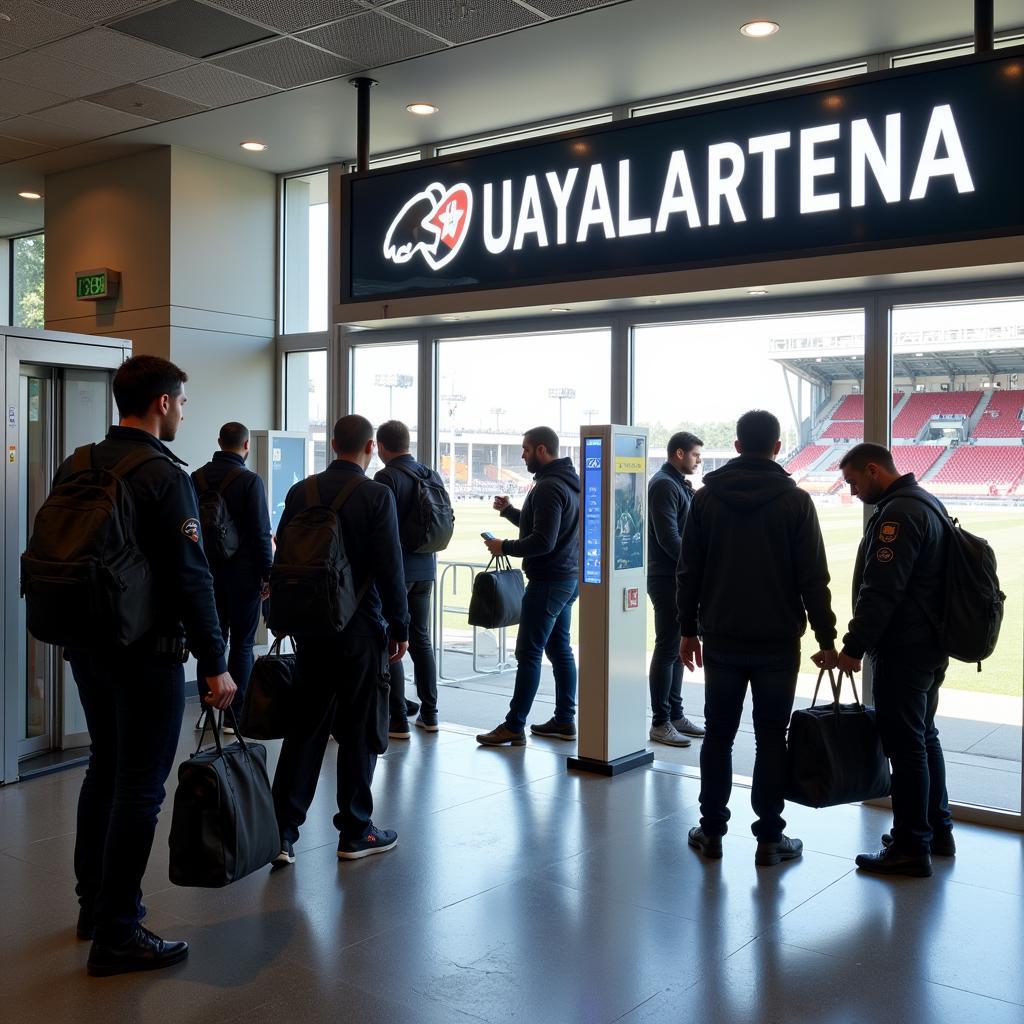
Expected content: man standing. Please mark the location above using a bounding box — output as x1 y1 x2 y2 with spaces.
192 422 272 731
272 415 409 864
477 426 580 746
374 419 448 736
58 356 236 975
647 431 705 748
838 443 953 878
678 410 837 866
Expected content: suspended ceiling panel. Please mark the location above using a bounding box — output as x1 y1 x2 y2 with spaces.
0 50 128 93
204 0 366 34
392 0 543 46
36 27 195 77
297 11 445 67
110 0 275 58
211 35 356 87
144 62 278 105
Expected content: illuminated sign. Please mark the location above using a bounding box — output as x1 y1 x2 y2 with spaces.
583 437 603 585
342 52 1024 302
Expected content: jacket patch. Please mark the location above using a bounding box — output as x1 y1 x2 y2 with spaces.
181 518 200 542
879 521 899 543
876 547 894 563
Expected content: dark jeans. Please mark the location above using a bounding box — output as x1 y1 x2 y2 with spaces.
699 646 800 842
871 647 952 855
69 649 185 944
273 634 386 843
214 563 262 714
505 577 579 732
647 575 684 726
389 579 438 718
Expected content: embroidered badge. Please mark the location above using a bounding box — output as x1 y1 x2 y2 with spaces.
876 547 894 563
181 518 200 542
879 521 899 544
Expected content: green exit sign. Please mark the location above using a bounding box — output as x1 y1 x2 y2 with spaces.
75 268 120 301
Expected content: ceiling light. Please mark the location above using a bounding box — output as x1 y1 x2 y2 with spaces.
747 288 768 296
18 191 42 200
0 13 11 21
442 315 461 322
550 307 570 313
240 141 267 152
406 102 439 116
740 20 779 38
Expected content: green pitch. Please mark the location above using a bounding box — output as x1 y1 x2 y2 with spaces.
440 501 1022 698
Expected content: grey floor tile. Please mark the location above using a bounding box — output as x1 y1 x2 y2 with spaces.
965 724 1024 761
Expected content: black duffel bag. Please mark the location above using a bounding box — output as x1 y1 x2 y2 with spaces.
467 555 525 629
785 669 891 808
168 710 280 887
240 636 297 740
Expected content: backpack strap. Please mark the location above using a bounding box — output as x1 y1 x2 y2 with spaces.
388 461 421 482
193 468 209 492
194 465 246 496
329 474 367 513
69 445 94 474
109 447 168 479
303 475 321 509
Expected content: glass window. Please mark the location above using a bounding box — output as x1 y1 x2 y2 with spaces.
889 298 1023 813
281 171 328 334
12 234 45 329
891 33 1024 67
284 350 328 474
351 342 419 474
436 114 613 157
347 151 422 172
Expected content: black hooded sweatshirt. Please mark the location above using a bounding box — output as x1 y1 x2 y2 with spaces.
676 455 836 655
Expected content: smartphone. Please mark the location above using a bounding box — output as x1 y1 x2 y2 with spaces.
481 531 496 540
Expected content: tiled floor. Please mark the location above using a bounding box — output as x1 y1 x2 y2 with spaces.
2 716 1023 1024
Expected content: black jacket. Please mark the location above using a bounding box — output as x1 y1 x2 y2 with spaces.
500 457 580 581
676 456 836 654
191 451 273 579
53 426 226 677
374 454 442 583
647 463 695 578
843 474 948 659
277 459 410 642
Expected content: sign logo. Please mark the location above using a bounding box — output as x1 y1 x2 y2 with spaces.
181 517 200 543
876 547 894 563
383 182 473 270
879 521 900 543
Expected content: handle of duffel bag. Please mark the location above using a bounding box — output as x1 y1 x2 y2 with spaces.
195 705 254 757
481 554 513 574
835 669 864 708
810 667 839 707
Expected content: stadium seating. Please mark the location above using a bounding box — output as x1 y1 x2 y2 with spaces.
973 391 1024 438
928 445 1024 495
821 422 863 440
891 445 944 479
831 394 865 420
892 391 982 439
783 445 828 473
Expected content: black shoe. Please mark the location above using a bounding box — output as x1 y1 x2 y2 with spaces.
856 845 933 878
388 717 411 740
882 831 955 857
76 908 95 941
274 839 296 865
415 711 440 732
755 835 803 866
688 826 723 859
530 717 577 740
476 723 526 746
406 699 420 718
337 824 398 860
86 925 189 977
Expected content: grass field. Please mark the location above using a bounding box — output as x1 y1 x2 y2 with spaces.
439 500 1023 698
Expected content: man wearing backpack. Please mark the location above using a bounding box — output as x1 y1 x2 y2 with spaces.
375 419 452 736
270 415 409 865
191 422 273 731
838 443 954 878
46 355 236 975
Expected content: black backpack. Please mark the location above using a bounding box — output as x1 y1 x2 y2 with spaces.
193 466 246 563
897 492 1005 668
391 461 455 554
20 444 165 648
268 475 369 636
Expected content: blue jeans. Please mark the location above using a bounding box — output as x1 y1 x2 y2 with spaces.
699 646 800 842
505 578 579 732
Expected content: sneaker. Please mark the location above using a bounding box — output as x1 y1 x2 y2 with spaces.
406 699 420 718
688 826 723 859
649 722 691 748
755 835 803 866
530 717 577 740
338 824 397 860
882 831 955 857
274 840 295 866
388 717 411 740
476 723 527 746
86 925 189 977
672 715 706 738
856 845 933 878
415 711 440 732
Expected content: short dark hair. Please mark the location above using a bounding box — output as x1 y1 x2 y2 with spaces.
523 425 559 457
219 422 249 448
735 410 781 456
668 431 703 457
839 442 897 474
112 355 188 418
333 414 374 455
376 419 410 454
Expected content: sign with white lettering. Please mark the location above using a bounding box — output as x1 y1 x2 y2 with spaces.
342 52 1024 303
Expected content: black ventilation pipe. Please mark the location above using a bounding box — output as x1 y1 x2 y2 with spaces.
350 77 377 173
975 0 994 53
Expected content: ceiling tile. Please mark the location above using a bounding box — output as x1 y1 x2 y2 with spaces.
203 0 364 34
87 83 208 119
0 78 69 115
0 132 53 160
0 112 102 144
0 41 23 58
29 0 161 21
390 0 541 45
0 0 88 49
33 98 154 132
212 36 356 88
298 10 444 69
0 51 127 95
110 0 276 59
36 27 194 78
526 0 628 14
143 62 277 105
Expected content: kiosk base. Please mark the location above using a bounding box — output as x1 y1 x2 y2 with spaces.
567 749 654 777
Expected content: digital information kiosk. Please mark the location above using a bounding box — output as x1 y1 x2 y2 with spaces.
569 424 654 776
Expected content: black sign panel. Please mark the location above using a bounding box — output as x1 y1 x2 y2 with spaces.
342 51 1024 303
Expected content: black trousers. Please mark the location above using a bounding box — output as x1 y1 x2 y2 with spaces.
272 633 388 843
388 579 438 716
68 648 185 944
647 575 684 726
214 562 262 714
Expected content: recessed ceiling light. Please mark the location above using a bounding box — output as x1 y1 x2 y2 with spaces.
406 102 439 116
240 141 267 152
18 191 42 200
550 307 570 313
740 20 779 38
747 288 769 296
0 13 11 21
442 315 461 322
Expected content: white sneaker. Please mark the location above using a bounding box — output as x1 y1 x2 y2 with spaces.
649 722 692 748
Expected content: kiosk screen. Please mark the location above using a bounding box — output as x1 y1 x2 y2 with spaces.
614 434 646 571
583 437 603 584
